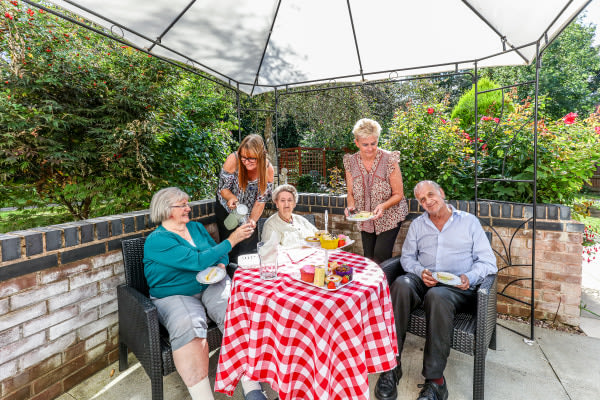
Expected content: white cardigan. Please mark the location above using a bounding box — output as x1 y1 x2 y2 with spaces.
262 213 318 249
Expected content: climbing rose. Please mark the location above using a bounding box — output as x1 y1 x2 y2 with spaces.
481 116 492 121
493 118 500 123
427 108 434 114
595 126 600 135
562 112 577 125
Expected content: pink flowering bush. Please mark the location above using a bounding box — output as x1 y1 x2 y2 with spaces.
583 225 599 263
385 91 600 202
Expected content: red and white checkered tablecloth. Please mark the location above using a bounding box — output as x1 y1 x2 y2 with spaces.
214 250 398 400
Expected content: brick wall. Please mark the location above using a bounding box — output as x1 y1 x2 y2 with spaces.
0 196 583 399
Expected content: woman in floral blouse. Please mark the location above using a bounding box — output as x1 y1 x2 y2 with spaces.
343 118 408 263
216 134 274 263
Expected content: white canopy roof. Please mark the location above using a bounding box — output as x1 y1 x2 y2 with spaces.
40 0 590 95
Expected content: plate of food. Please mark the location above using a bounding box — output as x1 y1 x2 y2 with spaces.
196 267 227 284
432 271 461 286
346 211 375 222
305 234 354 250
304 236 320 243
289 264 353 291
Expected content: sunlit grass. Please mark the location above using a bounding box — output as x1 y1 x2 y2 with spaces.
0 207 74 234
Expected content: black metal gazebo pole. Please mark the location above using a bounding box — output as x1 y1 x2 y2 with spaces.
275 88 280 181
474 62 479 203
531 40 541 341
236 83 241 142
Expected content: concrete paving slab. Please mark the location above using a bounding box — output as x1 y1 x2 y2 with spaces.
579 316 600 337
535 326 600 394
582 258 600 290
581 287 600 320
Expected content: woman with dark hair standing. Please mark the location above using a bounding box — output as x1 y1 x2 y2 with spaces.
216 134 274 262
343 118 408 264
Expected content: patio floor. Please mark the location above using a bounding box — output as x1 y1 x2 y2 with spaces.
55 255 600 400
55 317 600 400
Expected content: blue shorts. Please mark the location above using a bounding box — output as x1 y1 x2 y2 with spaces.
151 276 231 351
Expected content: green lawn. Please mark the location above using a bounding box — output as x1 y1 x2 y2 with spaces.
0 207 74 234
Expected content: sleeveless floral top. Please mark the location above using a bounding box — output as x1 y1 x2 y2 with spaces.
217 156 273 214
343 148 408 234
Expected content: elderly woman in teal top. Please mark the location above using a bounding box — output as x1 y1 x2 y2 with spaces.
143 187 267 400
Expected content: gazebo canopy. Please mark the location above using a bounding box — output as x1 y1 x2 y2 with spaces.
41 0 590 95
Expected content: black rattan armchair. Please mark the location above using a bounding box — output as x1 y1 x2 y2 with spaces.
380 232 497 400
118 237 226 400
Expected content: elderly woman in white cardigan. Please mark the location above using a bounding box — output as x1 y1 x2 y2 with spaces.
262 184 318 248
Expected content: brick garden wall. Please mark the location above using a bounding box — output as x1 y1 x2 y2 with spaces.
0 195 583 399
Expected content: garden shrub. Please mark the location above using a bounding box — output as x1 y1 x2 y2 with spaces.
0 4 178 219
1 4 240 221
451 77 514 132
383 100 473 200
296 174 317 192
385 91 600 203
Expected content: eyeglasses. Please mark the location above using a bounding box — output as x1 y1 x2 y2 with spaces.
170 203 191 209
240 155 258 163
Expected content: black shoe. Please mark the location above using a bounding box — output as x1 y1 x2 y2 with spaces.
374 366 402 400
416 379 448 400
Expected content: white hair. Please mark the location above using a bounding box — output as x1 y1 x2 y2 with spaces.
413 180 443 198
149 187 189 223
272 184 299 203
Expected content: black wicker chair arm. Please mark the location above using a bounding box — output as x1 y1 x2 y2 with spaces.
379 255 404 287
117 285 162 375
476 273 498 349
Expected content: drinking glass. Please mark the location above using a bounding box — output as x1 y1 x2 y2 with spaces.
257 241 277 280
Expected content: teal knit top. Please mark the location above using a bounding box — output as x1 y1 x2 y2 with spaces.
143 222 231 298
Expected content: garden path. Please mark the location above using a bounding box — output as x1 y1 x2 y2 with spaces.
580 253 600 337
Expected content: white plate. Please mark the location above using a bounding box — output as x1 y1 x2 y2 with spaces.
433 271 461 286
346 213 375 222
196 267 227 284
289 270 352 291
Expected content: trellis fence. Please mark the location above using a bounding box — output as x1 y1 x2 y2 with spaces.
278 147 347 185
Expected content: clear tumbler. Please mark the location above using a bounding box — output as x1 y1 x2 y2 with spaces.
257 241 277 280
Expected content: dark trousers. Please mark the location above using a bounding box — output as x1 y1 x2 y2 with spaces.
390 273 477 379
360 222 401 264
214 199 259 264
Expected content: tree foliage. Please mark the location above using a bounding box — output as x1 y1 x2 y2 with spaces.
1 3 178 218
451 77 515 131
1 2 237 219
481 20 600 119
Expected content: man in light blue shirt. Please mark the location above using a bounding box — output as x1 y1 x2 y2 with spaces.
374 181 496 400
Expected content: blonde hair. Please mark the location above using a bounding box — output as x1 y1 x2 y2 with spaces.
149 187 189 223
272 184 298 203
237 134 268 193
352 118 381 140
